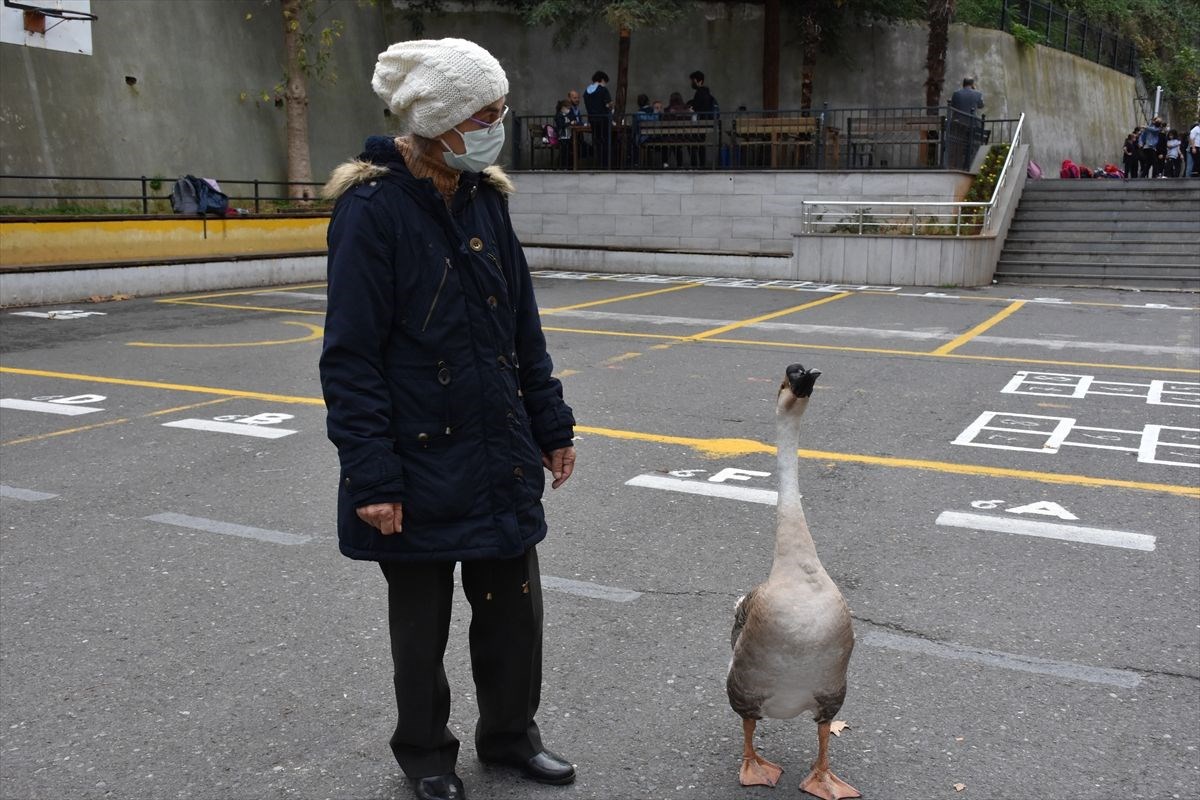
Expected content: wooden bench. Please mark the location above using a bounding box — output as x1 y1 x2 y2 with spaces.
635 119 717 168
732 116 822 168
844 115 942 168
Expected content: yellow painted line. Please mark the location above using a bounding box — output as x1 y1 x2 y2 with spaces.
554 369 580 379
1037 402 1073 409
687 293 852 340
157 299 325 315
542 282 700 313
2 417 131 446
704 336 1200 375
0 366 324 405
127 321 322 348
144 397 234 417
932 300 1026 355
602 352 642 365
576 425 1200 498
157 282 328 304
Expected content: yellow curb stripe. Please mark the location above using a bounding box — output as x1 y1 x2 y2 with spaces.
127 321 323 348
542 282 701 313
933 300 1026 355
542 326 684 341
687 292 852 340
143 398 235 417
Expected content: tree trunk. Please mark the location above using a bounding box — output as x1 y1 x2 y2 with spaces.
799 15 818 111
924 0 955 111
282 0 313 200
615 25 630 118
762 0 780 111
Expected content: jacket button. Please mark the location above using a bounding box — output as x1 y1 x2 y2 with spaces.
437 366 452 386
344 477 351 487
513 467 524 478
487 295 498 308
469 237 484 252
470 186 478 199
497 354 509 367
417 432 430 443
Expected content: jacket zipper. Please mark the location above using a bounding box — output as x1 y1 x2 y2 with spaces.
422 258 452 332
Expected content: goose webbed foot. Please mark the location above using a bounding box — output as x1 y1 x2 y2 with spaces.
738 717 783 787
740 753 784 787
799 767 860 799
799 721 860 799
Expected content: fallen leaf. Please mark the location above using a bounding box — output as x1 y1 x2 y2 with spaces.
954 783 966 792
87 295 105 304
109 294 131 301
829 720 849 737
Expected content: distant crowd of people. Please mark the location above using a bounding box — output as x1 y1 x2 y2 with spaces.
548 70 718 168
1120 117 1200 179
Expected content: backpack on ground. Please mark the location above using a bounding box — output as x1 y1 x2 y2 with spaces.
1059 159 1081 179
1027 159 1043 179
170 175 229 216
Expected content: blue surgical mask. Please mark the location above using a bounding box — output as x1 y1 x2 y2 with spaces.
441 124 505 173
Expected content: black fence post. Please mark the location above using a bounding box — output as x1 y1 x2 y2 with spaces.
253 179 260 214
140 175 148 214
511 113 521 170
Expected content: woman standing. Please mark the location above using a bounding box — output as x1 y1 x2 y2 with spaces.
320 38 578 800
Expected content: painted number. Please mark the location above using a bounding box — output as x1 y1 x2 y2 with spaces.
32 394 107 404
708 468 771 484
213 413 294 426
969 499 1078 520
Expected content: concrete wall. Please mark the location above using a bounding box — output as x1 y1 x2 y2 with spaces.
0 2 1136 193
509 170 972 255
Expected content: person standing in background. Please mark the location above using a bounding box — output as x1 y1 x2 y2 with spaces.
583 70 613 168
1188 119 1200 177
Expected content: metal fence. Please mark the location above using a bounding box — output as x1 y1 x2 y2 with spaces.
1000 0 1136 75
799 112 1026 237
511 106 1016 172
0 174 327 215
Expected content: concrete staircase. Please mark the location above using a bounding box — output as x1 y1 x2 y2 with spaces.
994 180 1200 290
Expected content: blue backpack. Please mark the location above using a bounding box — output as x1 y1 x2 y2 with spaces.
171 175 229 216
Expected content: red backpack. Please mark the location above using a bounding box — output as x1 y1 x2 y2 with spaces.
1059 159 1081 179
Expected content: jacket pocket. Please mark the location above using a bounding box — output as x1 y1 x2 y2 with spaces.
392 420 485 524
422 258 452 332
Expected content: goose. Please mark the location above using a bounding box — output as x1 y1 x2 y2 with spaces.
726 363 859 800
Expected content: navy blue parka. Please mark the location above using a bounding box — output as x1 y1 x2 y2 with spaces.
319 137 575 562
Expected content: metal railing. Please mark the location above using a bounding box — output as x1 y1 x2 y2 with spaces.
510 106 1020 173
1000 0 1136 75
0 174 326 215
800 112 1025 237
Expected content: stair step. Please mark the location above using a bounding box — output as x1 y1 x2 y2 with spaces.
1002 243 1200 257
998 254 1200 267
996 260 1200 276
1007 220 1196 232
994 273 1200 289
1015 202 1200 214
1012 210 1200 222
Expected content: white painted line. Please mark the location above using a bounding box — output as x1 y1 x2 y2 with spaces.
541 576 642 603
258 291 328 300
144 513 311 545
0 485 58 501
860 630 1142 689
625 473 778 505
0 398 104 416
936 510 1155 551
161 419 297 438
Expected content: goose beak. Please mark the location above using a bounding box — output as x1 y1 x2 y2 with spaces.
785 363 821 398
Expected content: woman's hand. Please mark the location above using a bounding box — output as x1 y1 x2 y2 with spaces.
357 503 404 535
542 446 576 490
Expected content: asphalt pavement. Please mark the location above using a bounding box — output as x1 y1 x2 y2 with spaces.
1 273 1197 800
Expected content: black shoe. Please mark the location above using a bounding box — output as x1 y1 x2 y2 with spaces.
413 772 467 800
485 749 576 785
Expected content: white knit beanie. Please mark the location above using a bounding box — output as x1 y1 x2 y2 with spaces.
372 38 509 138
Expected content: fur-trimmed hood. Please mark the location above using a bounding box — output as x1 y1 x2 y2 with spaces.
322 135 515 200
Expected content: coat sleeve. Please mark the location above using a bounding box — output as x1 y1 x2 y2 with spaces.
319 188 406 506
503 208 576 453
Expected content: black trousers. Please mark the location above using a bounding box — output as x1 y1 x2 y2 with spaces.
379 547 544 779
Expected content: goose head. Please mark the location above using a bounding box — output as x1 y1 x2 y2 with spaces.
776 363 821 415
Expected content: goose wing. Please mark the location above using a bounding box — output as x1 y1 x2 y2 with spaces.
730 586 760 650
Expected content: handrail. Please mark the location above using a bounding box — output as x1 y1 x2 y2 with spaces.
800 112 1024 237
